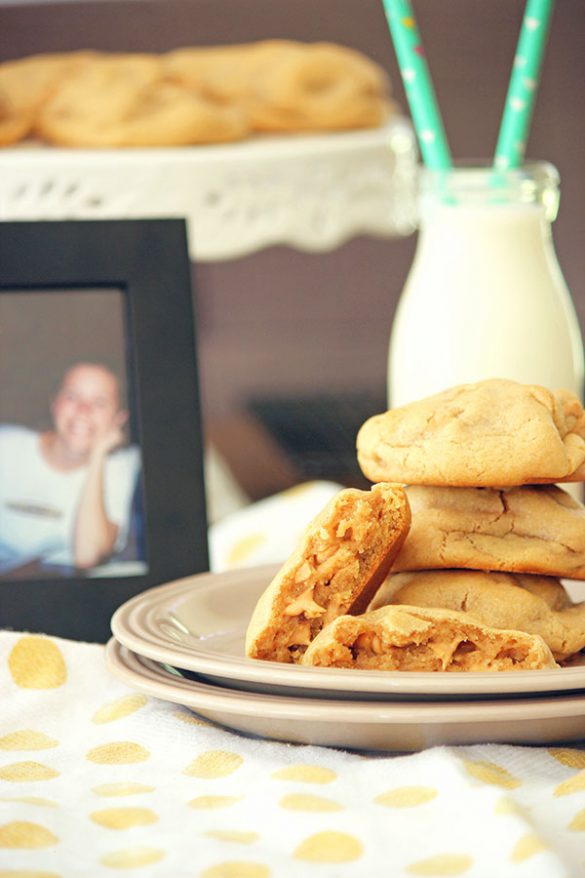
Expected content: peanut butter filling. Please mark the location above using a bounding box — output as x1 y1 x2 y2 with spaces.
302 608 557 672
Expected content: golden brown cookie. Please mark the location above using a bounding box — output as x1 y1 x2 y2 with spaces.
3 43 391 147
357 379 585 487
0 51 98 144
165 40 392 133
35 54 162 146
36 54 248 147
393 484 585 579
119 83 249 145
301 604 558 671
0 51 99 112
369 569 585 662
245 483 410 664
163 41 302 103
246 42 393 133
0 90 31 146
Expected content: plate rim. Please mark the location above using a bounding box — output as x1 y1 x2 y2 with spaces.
106 638 585 725
110 565 585 698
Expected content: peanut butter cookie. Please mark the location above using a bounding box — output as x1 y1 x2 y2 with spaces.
0 51 97 144
369 569 585 662
246 42 392 133
165 40 392 133
393 484 585 579
302 604 558 671
357 379 585 487
245 483 410 664
37 54 248 147
35 54 162 146
163 41 302 103
0 91 31 146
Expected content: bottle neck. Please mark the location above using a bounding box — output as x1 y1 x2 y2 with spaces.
417 198 553 251
418 161 560 220
415 163 560 259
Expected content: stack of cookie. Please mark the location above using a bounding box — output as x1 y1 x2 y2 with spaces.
357 378 585 665
246 378 585 673
0 42 394 148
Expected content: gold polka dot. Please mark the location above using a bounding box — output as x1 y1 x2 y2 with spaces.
549 748 585 770
281 482 317 499
86 742 149 765
0 822 58 849
0 762 58 782
494 796 523 816
90 808 158 830
92 695 148 724
272 765 336 784
0 730 59 751
189 796 243 810
406 854 473 875
294 831 362 863
183 750 243 779
173 711 211 727
555 771 585 797
227 534 266 567
0 797 58 808
568 808 585 831
204 830 259 844
279 793 342 812
462 760 520 789
92 783 155 798
510 833 548 862
100 847 165 868
8 637 66 689
200 863 269 878
0 872 61 877
375 786 438 808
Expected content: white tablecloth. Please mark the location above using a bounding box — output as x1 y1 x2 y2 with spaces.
1 628 585 877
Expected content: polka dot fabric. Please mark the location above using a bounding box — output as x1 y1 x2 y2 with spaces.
1 630 584 877
208 481 343 571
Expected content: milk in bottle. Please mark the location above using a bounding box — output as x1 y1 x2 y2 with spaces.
388 162 584 408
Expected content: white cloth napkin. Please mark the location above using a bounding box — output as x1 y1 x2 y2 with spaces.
209 480 343 572
1 629 584 877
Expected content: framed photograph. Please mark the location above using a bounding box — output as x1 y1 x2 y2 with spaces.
0 219 209 642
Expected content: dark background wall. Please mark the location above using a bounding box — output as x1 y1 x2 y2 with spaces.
1 0 584 473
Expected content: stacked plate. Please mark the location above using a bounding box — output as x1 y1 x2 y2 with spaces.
108 564 585 753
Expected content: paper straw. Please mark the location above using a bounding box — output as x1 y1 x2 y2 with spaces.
494 0 554 169
381 0 451 170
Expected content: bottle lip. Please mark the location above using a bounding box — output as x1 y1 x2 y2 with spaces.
418 160 560 219
420 159 558 183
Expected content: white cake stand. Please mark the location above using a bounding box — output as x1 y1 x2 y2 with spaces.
0 117 417 261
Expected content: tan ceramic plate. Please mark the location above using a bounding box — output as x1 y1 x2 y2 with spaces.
106 638 585 752
110 565 585 700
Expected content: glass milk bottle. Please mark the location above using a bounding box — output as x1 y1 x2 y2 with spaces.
388 162 584 408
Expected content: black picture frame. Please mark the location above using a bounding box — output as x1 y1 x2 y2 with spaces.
0 219 209 642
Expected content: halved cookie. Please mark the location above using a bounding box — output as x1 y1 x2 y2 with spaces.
357 379 585 487
393 484 585 579
370 570 585 662
245 483 410 663
302 604 558 671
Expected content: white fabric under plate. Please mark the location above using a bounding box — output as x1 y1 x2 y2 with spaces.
0 630 583 877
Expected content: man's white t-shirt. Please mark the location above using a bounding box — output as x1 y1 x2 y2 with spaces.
0 425 141 569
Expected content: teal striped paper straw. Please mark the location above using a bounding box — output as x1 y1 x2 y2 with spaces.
494 0 554 169
382 0 451 170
